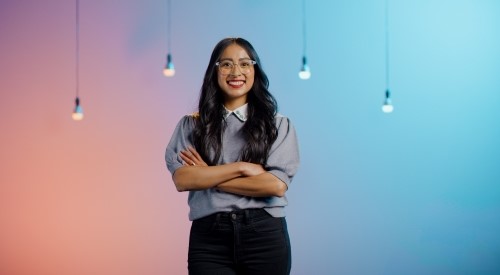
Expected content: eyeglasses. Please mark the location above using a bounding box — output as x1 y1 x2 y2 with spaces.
215 59 256 75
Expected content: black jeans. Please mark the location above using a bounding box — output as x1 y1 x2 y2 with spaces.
188 208 291 275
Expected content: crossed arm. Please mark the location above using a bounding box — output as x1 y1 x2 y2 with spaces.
172 147 287 197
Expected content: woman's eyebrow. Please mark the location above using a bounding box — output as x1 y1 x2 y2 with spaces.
218 57 252 61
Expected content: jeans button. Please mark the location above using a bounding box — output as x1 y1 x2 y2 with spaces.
231 213 237 220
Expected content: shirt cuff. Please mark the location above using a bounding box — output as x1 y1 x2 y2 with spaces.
268 169 291 187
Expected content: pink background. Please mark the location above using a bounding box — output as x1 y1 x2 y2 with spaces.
2 1 500 274
1 1 191 274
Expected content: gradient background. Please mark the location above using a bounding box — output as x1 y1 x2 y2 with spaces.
1 0 500 274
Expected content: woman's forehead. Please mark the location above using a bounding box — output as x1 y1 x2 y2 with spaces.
220 44 250 59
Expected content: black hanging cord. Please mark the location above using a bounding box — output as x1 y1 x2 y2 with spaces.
167 0 171 53
75 0 80 99
301 0 307 57
385 0 390 92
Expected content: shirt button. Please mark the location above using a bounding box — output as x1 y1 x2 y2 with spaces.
231 213 237 220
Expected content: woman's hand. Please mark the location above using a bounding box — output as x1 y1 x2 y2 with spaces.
180 146 266 177
174 146 242 192
240 162 266 177
176 146 282 196
179 146 208 167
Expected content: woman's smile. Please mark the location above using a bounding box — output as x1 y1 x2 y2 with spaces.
217 44 255 109
227 79 245 89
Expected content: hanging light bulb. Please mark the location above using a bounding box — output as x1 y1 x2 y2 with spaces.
72 0 84 121
163 53 175 77
72 97 84 120
381 0 394 113
298 0 310 80
298 56 311 80
382 89 394 113
163 0 175 77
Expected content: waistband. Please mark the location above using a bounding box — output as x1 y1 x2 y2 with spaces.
197 208 270 223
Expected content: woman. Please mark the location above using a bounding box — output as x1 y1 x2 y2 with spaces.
165 37 300 275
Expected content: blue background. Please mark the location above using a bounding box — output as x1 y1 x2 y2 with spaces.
1 0 499 274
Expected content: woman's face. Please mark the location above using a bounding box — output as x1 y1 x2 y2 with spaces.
217 44 255 110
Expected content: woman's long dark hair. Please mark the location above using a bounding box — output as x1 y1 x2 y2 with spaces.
193 38 278 166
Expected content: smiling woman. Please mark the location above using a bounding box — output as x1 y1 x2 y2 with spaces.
165 37 300 275
216 44 256 110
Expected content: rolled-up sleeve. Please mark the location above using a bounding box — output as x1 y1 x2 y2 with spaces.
266 116 300 187
165 115 195 175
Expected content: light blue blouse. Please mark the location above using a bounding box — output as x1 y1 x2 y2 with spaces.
165 110 300 221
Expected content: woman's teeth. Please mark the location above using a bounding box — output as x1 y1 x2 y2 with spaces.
228 81 244 86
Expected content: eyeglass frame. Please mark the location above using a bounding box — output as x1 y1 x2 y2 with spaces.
215 59 257 75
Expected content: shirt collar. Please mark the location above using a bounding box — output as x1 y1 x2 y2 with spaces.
223 103 248 122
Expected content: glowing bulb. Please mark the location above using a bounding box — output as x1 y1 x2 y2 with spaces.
298 56 311 80
72 108 84 120
163 53 175 77
381 89 393 113
382 102 394 113
72 97 84 121
298 67 311 79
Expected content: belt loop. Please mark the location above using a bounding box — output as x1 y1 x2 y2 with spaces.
244 209 250 224
215 213 221 227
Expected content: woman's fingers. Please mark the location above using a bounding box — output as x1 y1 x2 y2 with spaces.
179 147 208 166
187 146 202 161
186 146 208 166
179 150 195 166
180 149 194 164
241 162 266 177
